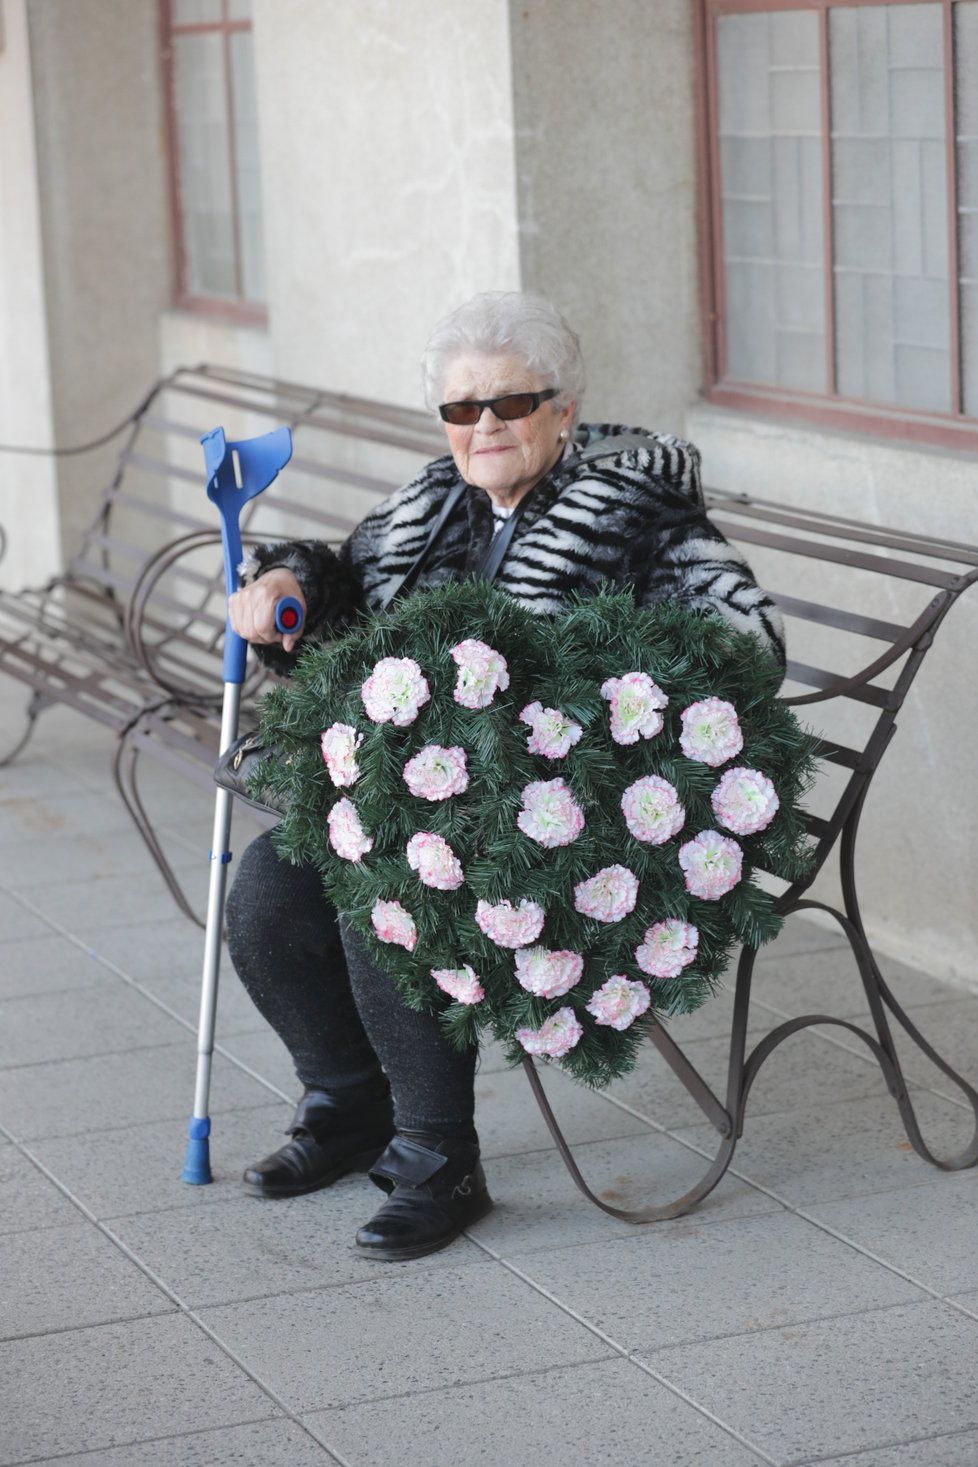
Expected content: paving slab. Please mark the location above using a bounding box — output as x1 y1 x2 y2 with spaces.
751 943 965 1019
508 1209 923 1353
475 1061 652 1160
802 1173 978 1295
753 913 849 961
675 1090 975 1208
0 931 110 1000
28 1101 293 1219
881 996 978 1094
0 824 169 888
217 1027 297 1095
0 1313 279 1465
637 1299 978 1466
303 1356 766 1467
0 889 52 943
0 1220 174 1340
0 1042 279 1142
110 1188 483 1309
0 981 188 1068
24 1419 338 1467
469 1129 782 1256
814 1432 978 1467
197 1260 614 1413
8 865 209 937
0 1145 85 1235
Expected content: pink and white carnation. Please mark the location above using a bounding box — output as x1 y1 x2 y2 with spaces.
635 919 700 978
678 829 743 900
450 639 510 709
573 865 640 924
586 975 652 1031
405 832 464 890
515 1007 584 1059
679 697 744 767
621 775 686 845
431 965 485 1004
516 778 585 848
711 767 780 836
326 798 373 862
514 946 584 999
403 744 469 801
320 722 362 788
519 702 583 760
370 898 417 951
475 898 546 948
600 672 669 745
360 657 430 727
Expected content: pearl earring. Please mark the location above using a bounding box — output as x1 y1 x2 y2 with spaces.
559 429 568 440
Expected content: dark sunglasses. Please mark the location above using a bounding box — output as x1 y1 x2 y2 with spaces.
438 387 559 426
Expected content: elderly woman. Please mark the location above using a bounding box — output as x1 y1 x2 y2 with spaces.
226 291 783 1262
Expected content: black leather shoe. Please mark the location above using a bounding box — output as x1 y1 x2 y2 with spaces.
243 1086 394 1199
355 1132 493 1261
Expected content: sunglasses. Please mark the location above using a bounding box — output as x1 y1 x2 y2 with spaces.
438 387 559 426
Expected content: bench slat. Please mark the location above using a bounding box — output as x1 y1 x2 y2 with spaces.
711 518 962 588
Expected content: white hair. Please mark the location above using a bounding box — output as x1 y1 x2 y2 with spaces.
421 291 585 423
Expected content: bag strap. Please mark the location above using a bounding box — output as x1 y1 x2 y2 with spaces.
381 479 469 609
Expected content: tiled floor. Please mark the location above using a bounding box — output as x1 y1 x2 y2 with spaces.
2 698 977 1466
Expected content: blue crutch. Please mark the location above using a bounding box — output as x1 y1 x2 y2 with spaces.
181 424 301 1185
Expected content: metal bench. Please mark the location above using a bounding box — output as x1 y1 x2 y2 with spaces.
1 364 975 1216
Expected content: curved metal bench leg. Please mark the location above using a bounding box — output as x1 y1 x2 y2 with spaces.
0 690 48 767
112 724 205 928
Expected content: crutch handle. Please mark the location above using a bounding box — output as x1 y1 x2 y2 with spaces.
274 596 304 636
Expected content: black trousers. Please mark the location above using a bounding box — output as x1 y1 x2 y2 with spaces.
225 830 478 1141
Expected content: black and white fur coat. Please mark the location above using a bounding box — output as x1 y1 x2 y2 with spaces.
242 423 785 674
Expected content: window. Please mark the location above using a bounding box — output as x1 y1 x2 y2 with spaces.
696 1 978 449
162 0 266 318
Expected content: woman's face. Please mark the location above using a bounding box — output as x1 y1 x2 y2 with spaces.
440 352 575 507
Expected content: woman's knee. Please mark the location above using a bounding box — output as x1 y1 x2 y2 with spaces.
225 830 323 957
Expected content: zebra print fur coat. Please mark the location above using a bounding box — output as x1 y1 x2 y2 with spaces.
242 423 785 674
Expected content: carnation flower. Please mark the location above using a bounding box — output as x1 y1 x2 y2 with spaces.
679 697 743 767
621 775 685 845
403 744 469 801
573 865 639 924
405 832 465 890
635 919 699 978
370 898 417 951
519 701 584 760
514 946 584 999
360 657 430 727
711 767 780 836
515 1007 584 1059
516 778 585 848
678 829 743 900
600 672 669 745
326 798 373 862
450 639 510 709
586 975 652 1030
320 722 362 788
431 965 485 1004
475 898 546 948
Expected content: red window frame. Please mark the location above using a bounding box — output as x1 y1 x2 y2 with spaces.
160 0 267 324
694 0 978 452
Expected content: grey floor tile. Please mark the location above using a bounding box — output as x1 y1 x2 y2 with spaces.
26 1419 337 1466
638 1300 978 1466
0 826 164 888
676 1090 975 1208
0 890 52 943
0 981 188 1068
508 1210 923 1353
9 866 208 937
0 1221 173 1339
0 1043 279 1142
757 913 849 960
803 1174 978 1295
198 1261 613 1413
475 1061 652 1160
81 916 211 985
946 1287 978 1316
0 1145 83 1235
29 1101 293 1219
110 1189 482 1309
814 1432 978 1467
0 1313 279 1465
752 943 965 1019
303 1356 765 1467
0 931 109 1000
217 1028 297 1094
471 1130 781 1256
882 997 978 1095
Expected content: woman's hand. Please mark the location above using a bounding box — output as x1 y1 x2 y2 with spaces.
228 568 307 654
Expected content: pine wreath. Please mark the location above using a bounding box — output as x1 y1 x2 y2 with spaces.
251 581 817 1089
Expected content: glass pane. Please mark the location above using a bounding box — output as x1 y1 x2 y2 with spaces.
230 30 266 303
173 33 236 298
716 11 826 391
171 0 222 24
830 4 951 412
957 1 978 415
227 0 252 19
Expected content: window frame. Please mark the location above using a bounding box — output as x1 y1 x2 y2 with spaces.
160 0 267 324
694 0 978 451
